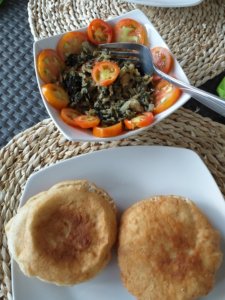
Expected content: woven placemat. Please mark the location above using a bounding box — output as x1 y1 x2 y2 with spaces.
1 107 225 299
27 0 225 87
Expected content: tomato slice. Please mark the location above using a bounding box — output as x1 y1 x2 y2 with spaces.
124 112 154 130
37 49 64 83
57 31 87 61
92 61 120 86
87 19 113 45
60 108 80 127
153 80 181 114
151 47 174 81
114 18 147 45
93 122 123 138
74 115 100 128
42 83 69 110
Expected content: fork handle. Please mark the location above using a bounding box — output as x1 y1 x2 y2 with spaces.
155 68 225 117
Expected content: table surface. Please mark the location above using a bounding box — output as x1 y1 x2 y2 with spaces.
0 0 224 149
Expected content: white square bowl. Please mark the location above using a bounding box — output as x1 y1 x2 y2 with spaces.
33 9 191 142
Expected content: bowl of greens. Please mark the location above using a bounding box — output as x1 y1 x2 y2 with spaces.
34 9 190 141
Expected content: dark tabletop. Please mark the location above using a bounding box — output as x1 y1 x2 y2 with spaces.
0 0 224 149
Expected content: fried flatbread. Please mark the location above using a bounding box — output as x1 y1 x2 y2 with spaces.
6 180 117 286
118 195 222 300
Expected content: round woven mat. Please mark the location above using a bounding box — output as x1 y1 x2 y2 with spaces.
27 0 225 86
1 107 225 299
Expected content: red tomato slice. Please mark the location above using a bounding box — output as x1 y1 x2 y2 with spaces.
153 80 181 114
87 19 113 45
151 47 174 81
92 61 120 86
37 49 64 83
74 115 100 128
114 18 147 45
57 31 87 61
42 83 69 110
124 112 154 130
60 108 80 127
93 122 123 138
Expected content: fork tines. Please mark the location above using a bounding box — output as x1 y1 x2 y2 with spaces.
99 42 142 51
99 43 140 62
109 51 139 63
108 50 139 57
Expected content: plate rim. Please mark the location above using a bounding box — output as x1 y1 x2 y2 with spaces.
22 145 197 189
20 145 225 206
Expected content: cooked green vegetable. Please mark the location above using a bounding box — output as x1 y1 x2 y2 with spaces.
60 42 154 125
216 77 225 99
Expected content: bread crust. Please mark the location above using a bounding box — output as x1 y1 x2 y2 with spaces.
6 180 117 286
118 195 223 300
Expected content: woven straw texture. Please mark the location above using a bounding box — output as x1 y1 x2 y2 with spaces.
1 108 225 299
27 0 225 86
1 0 225 299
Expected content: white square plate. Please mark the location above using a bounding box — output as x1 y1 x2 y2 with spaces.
33 9 191 142
12 146 225 300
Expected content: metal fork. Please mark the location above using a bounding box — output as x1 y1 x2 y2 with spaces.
100 43 225 117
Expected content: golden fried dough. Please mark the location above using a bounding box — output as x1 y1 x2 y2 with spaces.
6 180 117 286
118 195 222 300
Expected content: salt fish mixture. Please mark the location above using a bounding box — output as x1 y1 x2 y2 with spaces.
60 42 154 126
